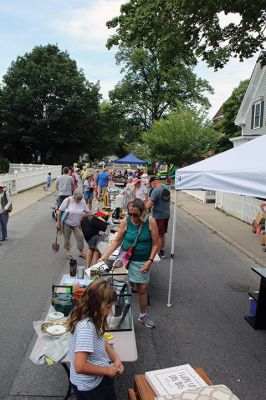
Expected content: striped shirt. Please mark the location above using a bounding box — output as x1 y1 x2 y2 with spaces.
69 318 109 391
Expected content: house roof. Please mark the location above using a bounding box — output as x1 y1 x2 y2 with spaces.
235 52 266 127
212 105 224 122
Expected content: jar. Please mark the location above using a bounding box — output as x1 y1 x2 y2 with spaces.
69 259 77 277
77 265 85 279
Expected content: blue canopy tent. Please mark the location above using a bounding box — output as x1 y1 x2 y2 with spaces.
113 153 146 165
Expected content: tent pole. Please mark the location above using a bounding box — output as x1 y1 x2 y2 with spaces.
167 190 178 307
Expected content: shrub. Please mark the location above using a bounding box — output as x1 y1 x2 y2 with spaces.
0 157 10 174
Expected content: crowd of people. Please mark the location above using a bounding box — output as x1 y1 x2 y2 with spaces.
0 162 171 400
54 165 170 260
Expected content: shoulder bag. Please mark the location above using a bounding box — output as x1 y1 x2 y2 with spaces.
61 198 71 222
114 221 144 269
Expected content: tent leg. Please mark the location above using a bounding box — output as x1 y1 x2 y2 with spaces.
167 190 178 307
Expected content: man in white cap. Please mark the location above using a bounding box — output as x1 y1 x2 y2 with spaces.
0 183 12 241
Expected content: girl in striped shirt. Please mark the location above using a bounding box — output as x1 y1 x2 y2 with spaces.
68 279 124 400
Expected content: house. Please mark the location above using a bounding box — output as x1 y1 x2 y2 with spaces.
212 105 224 123
233 52 266 147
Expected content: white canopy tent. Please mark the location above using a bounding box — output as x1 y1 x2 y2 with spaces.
168 134 266 306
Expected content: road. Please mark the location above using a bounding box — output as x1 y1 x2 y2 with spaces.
1 195 266 399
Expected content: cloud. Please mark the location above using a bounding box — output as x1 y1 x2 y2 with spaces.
55 0 123 49
195 54 258 118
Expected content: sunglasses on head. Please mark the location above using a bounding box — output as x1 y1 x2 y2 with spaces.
128 212 140 217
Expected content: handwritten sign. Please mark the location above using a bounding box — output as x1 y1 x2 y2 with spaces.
145 364 207 396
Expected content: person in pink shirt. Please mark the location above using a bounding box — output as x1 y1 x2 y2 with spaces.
132 178 148 202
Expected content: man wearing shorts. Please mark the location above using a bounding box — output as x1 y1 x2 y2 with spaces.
146 176 170 258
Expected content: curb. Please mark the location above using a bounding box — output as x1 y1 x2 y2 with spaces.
178 203 265 268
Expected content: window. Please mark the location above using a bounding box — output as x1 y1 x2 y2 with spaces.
251 100 264 129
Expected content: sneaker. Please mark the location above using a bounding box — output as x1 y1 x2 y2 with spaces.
138 314 155 329
159 250 166 259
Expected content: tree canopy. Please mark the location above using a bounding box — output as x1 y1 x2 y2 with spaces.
214 79 249 152
107 0 266 70
0 44 101 164
99 100 142 158
109 47 213 130
142 108 219 166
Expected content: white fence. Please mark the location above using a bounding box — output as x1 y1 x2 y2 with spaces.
0 164 62 194
182 190 216 203
215 192 260 224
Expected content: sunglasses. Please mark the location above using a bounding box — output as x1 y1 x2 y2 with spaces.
128 212 140 217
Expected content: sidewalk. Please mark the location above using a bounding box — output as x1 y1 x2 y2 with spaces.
177 191 266 267
10 182 56 216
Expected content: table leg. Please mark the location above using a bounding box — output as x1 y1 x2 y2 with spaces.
62 362 72 400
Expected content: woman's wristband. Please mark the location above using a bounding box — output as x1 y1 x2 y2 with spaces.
148 258 154 264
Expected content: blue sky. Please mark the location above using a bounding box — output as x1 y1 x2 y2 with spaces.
0 0 257 118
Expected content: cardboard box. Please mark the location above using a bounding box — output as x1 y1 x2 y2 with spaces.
255 212 266 225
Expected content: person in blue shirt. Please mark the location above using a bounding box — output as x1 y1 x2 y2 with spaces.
96 170 109 201
44 172 52 191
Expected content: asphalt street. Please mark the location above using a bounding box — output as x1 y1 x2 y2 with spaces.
2 195 266 400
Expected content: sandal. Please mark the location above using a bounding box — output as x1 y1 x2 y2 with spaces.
79 254 86 259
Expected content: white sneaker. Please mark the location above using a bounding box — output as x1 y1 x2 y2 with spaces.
138 314 155 329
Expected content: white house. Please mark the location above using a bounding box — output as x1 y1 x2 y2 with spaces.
233 52 266 147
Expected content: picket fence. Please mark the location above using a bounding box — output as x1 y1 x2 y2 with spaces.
0 164 62 194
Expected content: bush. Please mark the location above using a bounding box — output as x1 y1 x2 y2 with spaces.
0 157 10 174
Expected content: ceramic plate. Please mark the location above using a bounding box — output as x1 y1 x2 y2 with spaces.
48 311 65 320
41 321 67 336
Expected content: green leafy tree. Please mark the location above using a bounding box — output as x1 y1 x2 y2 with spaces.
214 79 249 152
0 44 101 164
109 47 213 129
142 108 219 166
107 0 266 70
99 100 142 158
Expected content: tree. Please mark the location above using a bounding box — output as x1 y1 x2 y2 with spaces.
142 108 219 166
99 100 142 158
106 0 266 70
109 47 213 129
0 44 101 164
214 79 249 152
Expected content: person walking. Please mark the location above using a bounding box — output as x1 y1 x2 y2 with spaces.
146 176 170 259
83 173 95 211
94 169 100 200
132 178 148 202
0 183 12 241
70 168 78 193
122 176 134 210
43 172 52 191
99 199 159 328
56 167 73 208
97 169 109 202
68 279 123 400
56 190 90 260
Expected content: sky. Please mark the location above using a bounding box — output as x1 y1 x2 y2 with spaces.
0 0 258 119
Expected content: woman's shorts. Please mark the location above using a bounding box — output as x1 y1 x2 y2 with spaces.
128 260 150 284
84 191 94 201
87 234 104 250
156 218 169 236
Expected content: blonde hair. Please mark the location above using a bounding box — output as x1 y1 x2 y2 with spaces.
127 198 148 222
67 279 117 337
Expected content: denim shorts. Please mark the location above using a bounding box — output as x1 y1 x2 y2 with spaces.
72 377 116 400
128 260 150 284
